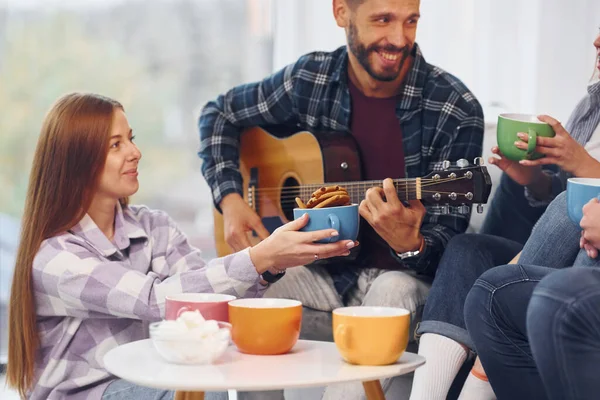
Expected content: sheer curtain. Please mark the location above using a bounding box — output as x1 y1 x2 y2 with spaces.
272 0 600 122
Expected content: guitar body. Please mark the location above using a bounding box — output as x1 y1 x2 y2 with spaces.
213 127 362 257
212 127 492 257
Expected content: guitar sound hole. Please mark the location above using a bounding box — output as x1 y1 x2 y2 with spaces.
281 177 300 221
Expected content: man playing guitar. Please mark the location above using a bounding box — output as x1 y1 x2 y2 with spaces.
198 1 484 397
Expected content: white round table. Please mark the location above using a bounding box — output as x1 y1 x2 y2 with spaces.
104 339 425 400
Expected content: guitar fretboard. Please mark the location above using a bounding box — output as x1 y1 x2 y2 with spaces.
298 179 421 203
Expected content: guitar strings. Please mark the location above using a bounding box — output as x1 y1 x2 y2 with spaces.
259 191 474 201
273 191 473 203
250 176 471 198
249 175 470 194
273 188 475 202
253 176 467 191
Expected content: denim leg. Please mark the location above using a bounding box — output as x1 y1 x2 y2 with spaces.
528 267 600 400
481 173 548 245
102 379 228 400
573 248 600 267
417 234 522 350
464 264 555 400
519 191 581 268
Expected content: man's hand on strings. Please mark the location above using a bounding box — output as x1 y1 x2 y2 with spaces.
359 178 426 253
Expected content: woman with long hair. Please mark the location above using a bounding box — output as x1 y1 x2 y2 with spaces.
7 92 357 399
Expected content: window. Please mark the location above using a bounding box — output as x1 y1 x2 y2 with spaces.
0 0 273 362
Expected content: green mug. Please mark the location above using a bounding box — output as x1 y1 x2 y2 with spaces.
497 113 555 161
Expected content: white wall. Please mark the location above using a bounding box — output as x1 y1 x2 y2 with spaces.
272 0 345 69
272 0 600 123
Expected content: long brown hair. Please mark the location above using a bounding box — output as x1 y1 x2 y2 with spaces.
7 93 125 397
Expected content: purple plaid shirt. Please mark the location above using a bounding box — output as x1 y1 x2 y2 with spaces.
30 203 265 399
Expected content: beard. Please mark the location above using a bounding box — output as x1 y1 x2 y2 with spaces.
347 20 412 82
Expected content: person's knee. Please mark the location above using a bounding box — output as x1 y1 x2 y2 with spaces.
463 282 488 328
528 268 600 339
264 266 310 299
445 233 485 253
475 263 522 287
532 268 600 313
534 267 583 294
363 273 430 310
264 280 294 299
463 265 519 330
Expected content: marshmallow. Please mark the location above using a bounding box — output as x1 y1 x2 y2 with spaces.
151 310 231 364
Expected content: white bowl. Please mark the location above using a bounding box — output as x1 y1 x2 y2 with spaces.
149 320 231 365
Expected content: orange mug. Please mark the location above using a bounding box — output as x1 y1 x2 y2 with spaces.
333 306 410 366
228 298 302 355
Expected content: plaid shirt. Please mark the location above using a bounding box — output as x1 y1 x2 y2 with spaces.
31 204 264 399
199 44 484 291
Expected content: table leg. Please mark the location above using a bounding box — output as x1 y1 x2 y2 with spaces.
174 391 205 400
362 380 385 400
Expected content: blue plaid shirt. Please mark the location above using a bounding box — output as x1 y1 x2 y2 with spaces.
199 44 484 292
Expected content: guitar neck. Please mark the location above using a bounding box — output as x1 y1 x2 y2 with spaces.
299 178 421 203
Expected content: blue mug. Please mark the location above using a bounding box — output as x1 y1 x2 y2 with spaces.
566 178 600 225
293 204 360 243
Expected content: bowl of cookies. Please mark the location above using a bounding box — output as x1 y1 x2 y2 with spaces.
293 185 359 243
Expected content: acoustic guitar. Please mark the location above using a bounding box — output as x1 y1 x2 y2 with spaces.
212 127 492 257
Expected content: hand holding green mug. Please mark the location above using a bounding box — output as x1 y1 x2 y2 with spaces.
513 114 599 177
497 113 556 161
497 114 599 175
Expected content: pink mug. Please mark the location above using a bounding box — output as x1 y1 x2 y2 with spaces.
164 293 236 322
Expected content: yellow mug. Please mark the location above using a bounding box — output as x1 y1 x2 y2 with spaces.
333 306 410 366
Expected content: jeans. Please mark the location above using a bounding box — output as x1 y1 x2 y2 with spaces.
481 173 549 245
528 267 600 400
517 192 581 268
102 379 228 400
416 233 522 350
416 191 577 350
464 259 600 400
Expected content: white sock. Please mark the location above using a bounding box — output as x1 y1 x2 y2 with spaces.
457 371 496 400
409 333 469 400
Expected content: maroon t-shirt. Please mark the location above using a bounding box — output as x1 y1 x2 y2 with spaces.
348 79 406 269
348 80 406 180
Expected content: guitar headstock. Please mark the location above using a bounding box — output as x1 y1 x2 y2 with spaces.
419 158 492 212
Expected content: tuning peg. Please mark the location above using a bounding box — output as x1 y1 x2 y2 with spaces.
442 160 451 170
440 205 450 214
456 159 469 168
458 205 470 214
477 204 484 213
474 157 484 166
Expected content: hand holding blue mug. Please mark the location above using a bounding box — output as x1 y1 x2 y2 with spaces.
293 204 360 244
567 178 600 225
580 197 600 258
